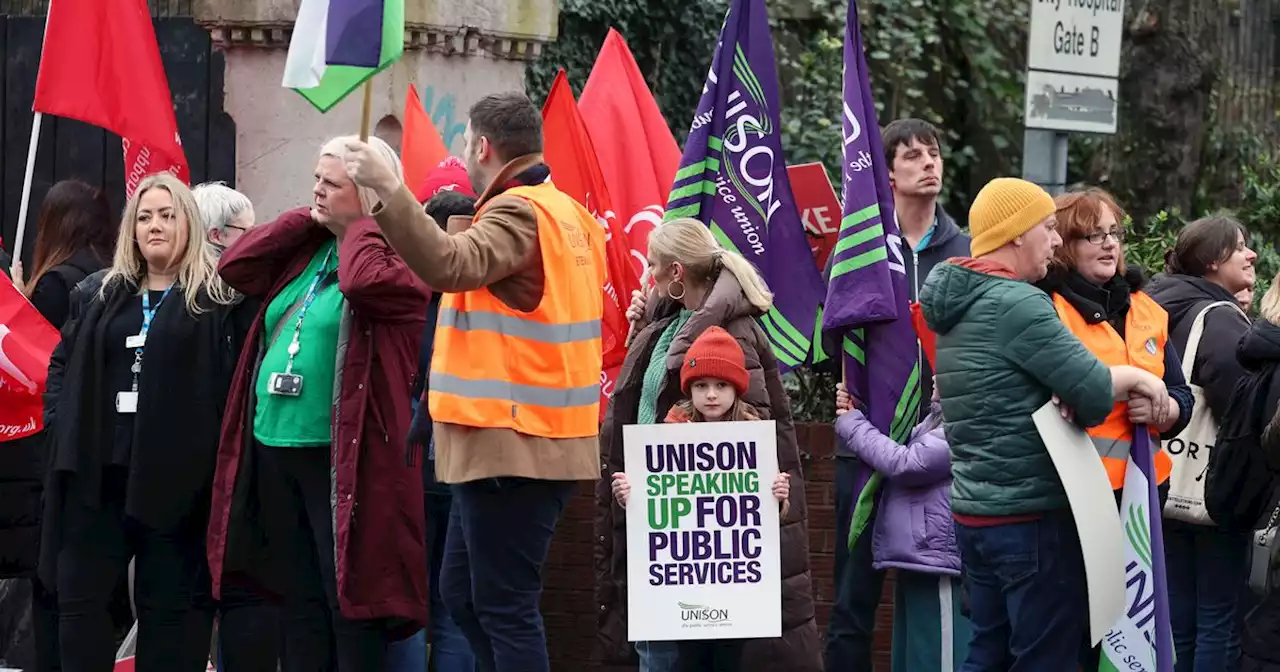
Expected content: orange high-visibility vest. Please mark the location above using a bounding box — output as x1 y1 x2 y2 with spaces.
1053 291 1174 489
429 182 606 439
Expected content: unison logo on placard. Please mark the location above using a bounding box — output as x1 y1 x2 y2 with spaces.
678 601 731 625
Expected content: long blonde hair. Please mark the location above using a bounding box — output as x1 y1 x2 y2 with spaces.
318 135 403 215
101 173 236 313
1260 274 1280 323
647 218 773 313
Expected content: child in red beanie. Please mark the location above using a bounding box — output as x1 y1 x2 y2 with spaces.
610 326 790 672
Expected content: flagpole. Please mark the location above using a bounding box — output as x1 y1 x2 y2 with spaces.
13 3 53 263
359 80 373 142
12 112 43 261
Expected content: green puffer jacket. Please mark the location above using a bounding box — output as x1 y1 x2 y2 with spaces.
920 260 1114 516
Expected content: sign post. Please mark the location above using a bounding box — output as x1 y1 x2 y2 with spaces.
1022 0 1125 193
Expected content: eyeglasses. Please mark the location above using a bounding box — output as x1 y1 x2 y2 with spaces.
224 224 249 233
1080 230 1125 245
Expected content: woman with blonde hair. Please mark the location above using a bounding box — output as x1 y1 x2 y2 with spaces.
594 218 822 671
205 135 431 670
38 173 256 671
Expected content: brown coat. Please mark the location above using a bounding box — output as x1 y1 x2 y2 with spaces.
371 154 598 483
593 270 822 670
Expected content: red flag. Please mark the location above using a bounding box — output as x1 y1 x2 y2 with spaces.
403 84 450 199
578 29 681 276
910 302 937 370
0 275 59 441
542 70 641 421
123 138 189 199
34 0 189 195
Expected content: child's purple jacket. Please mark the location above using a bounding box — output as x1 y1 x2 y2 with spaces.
834 403 961 576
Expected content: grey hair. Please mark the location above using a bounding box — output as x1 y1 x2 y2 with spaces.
192 182 253 234
319 135 404 215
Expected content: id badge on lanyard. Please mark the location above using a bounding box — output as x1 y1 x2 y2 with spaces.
117 285 173 414
268 248 335 398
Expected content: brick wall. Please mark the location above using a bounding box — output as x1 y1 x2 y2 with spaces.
542 422 895 670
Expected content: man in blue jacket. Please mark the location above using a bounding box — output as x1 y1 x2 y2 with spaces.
823 119 970 672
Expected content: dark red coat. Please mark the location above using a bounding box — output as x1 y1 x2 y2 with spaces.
206 208 430 628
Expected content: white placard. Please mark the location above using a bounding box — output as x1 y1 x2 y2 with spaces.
1033 402 1125 645
623 420 781 642
1024 70 1119 134
1028 0 1126 77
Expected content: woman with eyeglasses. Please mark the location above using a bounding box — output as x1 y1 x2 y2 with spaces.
1037 188 1194 494
1036 188 1195 666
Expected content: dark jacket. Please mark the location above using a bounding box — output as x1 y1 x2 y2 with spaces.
407 292 441 470
920 259 1114 516
1240 320 1280 470
37 270 256 585
824 204 969 456
0 249 106 578
1242 323 1280 667
206 209 431 629
594 270 822 670
1146 273 1251 426
29 249 108 328
1037 265 1194 441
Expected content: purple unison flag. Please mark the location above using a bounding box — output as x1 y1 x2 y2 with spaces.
664 0 825 373
828 0 922 546
1134 430 1174 671
326 0 385 68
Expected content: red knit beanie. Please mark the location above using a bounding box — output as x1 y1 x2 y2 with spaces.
414 156 476 204
681 326 749 396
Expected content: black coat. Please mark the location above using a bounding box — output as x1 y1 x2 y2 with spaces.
0 250 104 578
37 270 255 585
1241 321 1280 665
1146 273 1251 425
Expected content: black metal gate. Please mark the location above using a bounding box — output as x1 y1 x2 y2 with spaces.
0 0 236 264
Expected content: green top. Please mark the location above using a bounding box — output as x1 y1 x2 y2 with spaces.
254 239 344 447
919 262 1114 516
637 310 693 425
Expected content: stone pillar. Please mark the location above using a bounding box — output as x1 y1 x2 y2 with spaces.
193 0 556 219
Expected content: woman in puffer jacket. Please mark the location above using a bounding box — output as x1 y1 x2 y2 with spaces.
834 380 970 672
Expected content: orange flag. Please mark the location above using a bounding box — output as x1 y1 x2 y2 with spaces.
542 69 642 421
402 83 449 200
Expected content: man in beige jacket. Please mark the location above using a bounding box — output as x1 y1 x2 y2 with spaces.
343 91 606 672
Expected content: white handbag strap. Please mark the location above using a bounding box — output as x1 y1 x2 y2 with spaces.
1181 300 1247 380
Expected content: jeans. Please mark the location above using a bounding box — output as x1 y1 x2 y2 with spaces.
635 641 680 672
386 462 476 672
675 639 745 672
1166 522 1247 672
824 456 886 671
385 629 427 671
215 581 280 672
954 510 1088 672
55 470 214 672
259 444 388 672
439 478 574 672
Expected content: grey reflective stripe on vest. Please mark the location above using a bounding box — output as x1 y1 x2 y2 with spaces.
438 307 601 344
1092 435 1131 462
430 372 600 408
